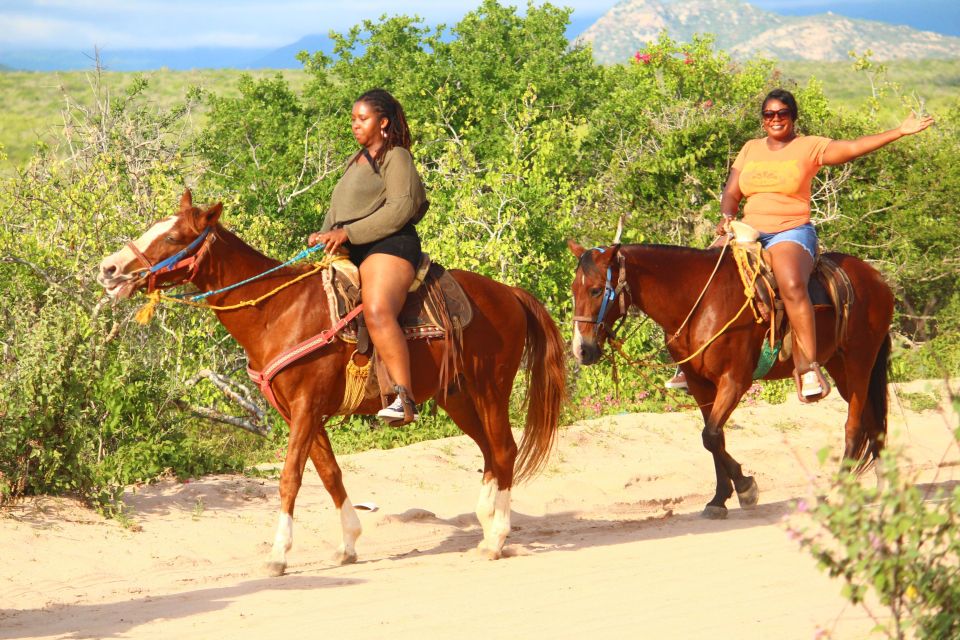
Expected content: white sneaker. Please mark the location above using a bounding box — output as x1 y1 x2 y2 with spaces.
800 370 823 397
377 396 419 422
665 369 688 390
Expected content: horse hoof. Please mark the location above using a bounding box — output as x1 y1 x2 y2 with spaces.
701 505 728 520
332 549 358 566
264 561 286 577
476 543 502 560
737 477 760 509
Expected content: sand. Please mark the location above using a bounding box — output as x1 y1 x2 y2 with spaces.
2 379 957 640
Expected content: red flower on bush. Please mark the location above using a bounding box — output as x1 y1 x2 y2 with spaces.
683 55 694 65
634 52 652 64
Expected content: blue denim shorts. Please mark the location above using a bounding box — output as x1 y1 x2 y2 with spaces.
758 222 818 259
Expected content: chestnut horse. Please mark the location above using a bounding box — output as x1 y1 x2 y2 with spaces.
97 191 566 575
568 241 893 518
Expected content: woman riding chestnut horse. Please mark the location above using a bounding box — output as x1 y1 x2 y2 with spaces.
96 91 566 575
569 89 932 518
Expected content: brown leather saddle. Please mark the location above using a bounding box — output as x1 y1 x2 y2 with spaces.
325 255 472 350
734 243 855 361
321 254 473 404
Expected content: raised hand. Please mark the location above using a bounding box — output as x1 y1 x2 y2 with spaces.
899 112 935 136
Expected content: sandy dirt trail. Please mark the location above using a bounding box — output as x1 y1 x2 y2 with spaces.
1 379 956 640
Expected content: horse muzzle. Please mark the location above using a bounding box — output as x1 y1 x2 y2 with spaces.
97 252 144 299
572 325 602 366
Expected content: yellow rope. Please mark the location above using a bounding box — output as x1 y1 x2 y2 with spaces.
731 243 765 324
610 242 765 369
135 256 340 324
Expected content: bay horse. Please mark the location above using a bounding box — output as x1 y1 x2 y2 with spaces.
96 190 566 575
568 240 893 518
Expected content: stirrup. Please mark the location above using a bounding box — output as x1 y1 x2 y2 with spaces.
793 363 831 403
376 385 419 425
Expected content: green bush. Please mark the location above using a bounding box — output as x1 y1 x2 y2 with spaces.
787 393 960 639
1 3 958 510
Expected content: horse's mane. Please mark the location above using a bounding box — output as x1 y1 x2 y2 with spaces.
213 223 318 276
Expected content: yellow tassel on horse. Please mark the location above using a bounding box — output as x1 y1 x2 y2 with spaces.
135 291 162 324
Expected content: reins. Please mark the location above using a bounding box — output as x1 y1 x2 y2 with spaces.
132 231 336 324
580 239 762 371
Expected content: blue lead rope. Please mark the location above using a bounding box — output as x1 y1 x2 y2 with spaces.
171 242 327 302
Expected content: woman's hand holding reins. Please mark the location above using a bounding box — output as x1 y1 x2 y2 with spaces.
308 228 349 255
716 214 734 237
899 112 935 136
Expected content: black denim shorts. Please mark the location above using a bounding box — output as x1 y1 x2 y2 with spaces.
347 222 421 271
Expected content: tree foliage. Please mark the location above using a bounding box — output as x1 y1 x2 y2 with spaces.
1 2 958 507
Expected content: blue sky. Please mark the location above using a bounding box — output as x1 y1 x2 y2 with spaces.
1 0 957 51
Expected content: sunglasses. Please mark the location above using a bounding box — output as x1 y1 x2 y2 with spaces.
762 108 792 120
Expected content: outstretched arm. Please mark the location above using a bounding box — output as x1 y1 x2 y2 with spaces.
821 113 935 166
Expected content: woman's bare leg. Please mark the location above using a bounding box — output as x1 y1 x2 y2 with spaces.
768 242 816 372
359 253 416 392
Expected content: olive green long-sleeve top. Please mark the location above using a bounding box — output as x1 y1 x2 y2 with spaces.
320 146 429 245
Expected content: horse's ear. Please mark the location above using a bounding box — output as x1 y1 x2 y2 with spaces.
179 189 193 212
200 202 222 228
593 243 621 269
567 239 586 259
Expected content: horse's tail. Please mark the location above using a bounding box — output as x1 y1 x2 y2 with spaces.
510 287 567 483
855 332 891 472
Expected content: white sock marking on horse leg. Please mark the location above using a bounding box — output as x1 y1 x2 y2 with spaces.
337 498 362 562
475 477 497 538
268 512 293 567
488 488 512 555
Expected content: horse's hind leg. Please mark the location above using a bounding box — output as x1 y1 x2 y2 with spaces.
308 427 361 566
825 353 878 467
439 389 515 560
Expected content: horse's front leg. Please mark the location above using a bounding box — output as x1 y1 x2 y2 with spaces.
266 413 317 576
687 371 758 519
308 427 361 565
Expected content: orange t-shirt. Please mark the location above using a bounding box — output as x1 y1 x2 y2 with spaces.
732 135 832 233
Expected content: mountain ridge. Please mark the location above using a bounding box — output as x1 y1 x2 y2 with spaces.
578 0 960 63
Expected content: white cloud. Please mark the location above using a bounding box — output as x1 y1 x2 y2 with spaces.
2 0 613 50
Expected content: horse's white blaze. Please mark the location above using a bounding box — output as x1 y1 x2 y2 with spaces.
268 511 293 566
337 498 362 558
572 324 584 364
97 217 177 295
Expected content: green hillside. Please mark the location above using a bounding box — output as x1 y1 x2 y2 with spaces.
2 59 957 170
0 68 307 170
776 58 960 121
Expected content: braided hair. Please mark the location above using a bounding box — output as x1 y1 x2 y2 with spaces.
356 88 412 163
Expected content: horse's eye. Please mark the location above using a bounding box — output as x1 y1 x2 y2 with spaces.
165 235 177 244
589 287 603 297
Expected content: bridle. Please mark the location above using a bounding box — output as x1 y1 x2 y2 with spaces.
572 249 631 339
127 226 215 294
